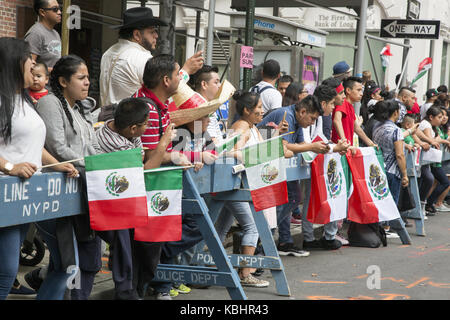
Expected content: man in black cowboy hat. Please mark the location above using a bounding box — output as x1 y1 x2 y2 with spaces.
100 6 203 107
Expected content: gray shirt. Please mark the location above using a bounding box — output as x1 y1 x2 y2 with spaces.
36 94 102 167
24 22 61 68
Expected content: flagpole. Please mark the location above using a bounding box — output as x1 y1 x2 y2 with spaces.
144 165 195 173
39 158 84 169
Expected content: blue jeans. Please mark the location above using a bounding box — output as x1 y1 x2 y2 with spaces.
216 202 259 247
419 165 434 202
0 224 29 300
35 219 79 300
276 181 301 244
427 166 450 205
386 172 411 244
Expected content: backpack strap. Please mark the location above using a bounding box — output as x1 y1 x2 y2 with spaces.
250 85 275 95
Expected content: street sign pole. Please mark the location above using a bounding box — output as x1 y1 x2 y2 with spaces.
401 0 412 87
243 0 255 91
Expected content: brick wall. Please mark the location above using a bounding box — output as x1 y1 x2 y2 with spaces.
0 0 34 37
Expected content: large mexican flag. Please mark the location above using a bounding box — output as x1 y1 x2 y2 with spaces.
243 135 288 212
345 147 401 224
307 152 351 224
85 148 148 231
134 166 183 242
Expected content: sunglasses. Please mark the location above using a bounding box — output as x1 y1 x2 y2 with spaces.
42 6 62 13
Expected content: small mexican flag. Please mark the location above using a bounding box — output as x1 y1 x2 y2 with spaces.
215 133 241 154
380 44 393 72
134 166 183 242
410 57 432 86
243 135 288 212
345 147 401 224
85 148 148 231
307 152 351 224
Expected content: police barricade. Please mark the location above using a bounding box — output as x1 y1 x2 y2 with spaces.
155 155 310 299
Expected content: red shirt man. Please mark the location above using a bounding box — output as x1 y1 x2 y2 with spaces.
331 77 376 147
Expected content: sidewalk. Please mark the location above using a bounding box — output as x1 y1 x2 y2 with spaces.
9 221 322 300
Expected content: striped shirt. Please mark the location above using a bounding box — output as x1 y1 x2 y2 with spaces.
95 119 143 154
132 85 172 152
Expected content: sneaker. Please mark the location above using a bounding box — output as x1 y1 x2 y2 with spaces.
425 204 436 216
319 237 342 250
290 217 302 225
9 279 36 295
385 231 400 239
335 234 349 246
435 204 450 212
251 268 264 277
303 239 323 250
173 284 191 294
240 274 269 287
169 288 179 297
156 292 172 300
277 243 310 257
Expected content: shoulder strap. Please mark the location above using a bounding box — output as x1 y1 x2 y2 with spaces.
249 85 275 94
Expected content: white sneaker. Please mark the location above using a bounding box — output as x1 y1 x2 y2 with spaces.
385 231 400 239
435 204 450 212
335 234 349 246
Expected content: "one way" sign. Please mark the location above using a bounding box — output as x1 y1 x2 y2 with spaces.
380 19 440 39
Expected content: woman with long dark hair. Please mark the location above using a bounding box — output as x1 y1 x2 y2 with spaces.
0 38 77 300
282 82 308 107
35 54 102 300
372 99 411 244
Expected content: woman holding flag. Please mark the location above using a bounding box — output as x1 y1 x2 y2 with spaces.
372 100 412 244
0 38 78 300
33 54 103 300
213 90 289 287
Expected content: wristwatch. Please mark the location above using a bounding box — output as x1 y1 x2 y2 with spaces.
3 162 14 174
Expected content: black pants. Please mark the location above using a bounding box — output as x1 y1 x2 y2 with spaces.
98 230 134 293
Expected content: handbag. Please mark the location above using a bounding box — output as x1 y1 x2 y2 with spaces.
397 185 416 212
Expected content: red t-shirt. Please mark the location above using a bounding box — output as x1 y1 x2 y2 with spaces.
132 85 172 152
331 99 356 145
28 89 48 102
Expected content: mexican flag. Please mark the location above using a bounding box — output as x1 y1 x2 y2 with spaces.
380 44 393 72
134 166 183 242
301 132 327 164
243 135 288 212
307 152 350 224
410 57 432 86
345 147 401 224
85 148 148 231
215 133 241 154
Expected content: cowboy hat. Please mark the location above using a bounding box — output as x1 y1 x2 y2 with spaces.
170 80 236 127
112 7 168 30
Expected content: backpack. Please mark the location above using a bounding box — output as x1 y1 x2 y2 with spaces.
347 222 387 248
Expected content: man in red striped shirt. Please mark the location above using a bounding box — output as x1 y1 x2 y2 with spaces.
132 54 192 169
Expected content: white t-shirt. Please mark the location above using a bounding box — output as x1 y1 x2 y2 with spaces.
418 119 435 138
251 81 282 114
420 102 433 120
0 96 46 172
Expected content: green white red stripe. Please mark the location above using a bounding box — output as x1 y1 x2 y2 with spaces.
134 166 183 242
243 136 288 212
411 57 432 86
85 148 148 231
345 147 400 224
307 152 350 224
215 133 241 154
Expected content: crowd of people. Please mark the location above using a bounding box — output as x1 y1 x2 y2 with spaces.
0 3 449 300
